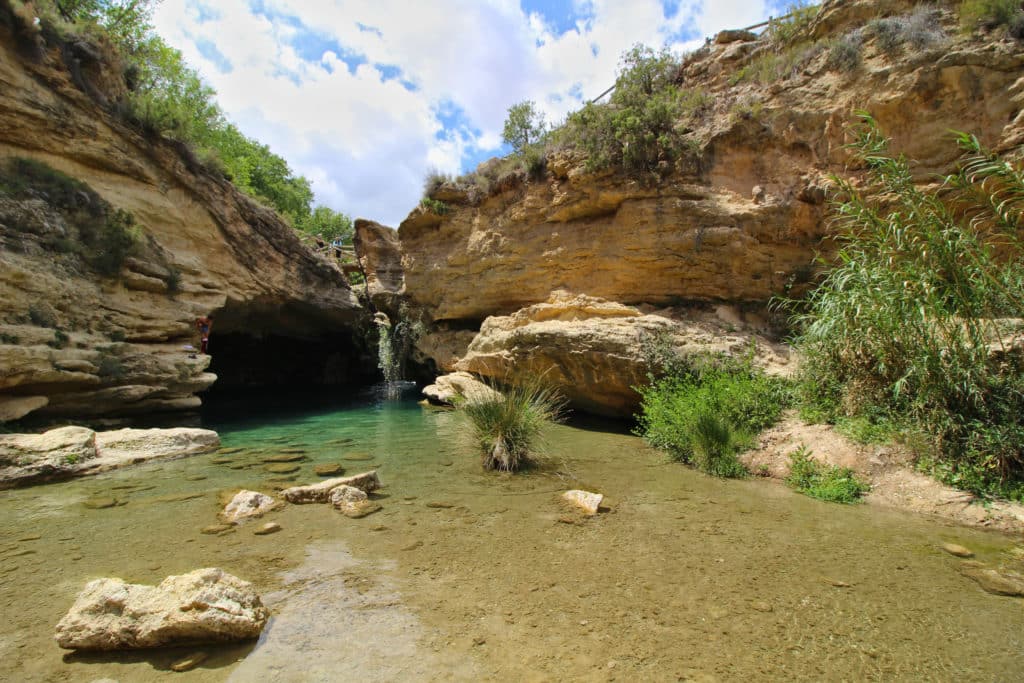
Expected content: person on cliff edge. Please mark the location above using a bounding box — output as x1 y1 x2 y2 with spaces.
195 315 213 354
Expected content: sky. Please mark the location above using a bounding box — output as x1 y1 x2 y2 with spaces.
152 0 789 226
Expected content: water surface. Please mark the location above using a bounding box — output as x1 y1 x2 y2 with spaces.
0 387 1021 682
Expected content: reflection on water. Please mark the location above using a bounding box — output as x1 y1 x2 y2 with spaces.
0 389 1021 682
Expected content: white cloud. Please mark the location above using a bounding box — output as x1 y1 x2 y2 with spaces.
153 0 774 226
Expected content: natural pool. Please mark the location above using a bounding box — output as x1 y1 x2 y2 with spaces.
0 385 1022 682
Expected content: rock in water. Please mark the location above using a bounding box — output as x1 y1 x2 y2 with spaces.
329 485 380 518
253 522 282 536
961 566 1024 597
313 463 345 477
170 651 208 672
282 471 381 504
941 543 974 558
54 568 269 650
222 490 278 523
562 489 603 515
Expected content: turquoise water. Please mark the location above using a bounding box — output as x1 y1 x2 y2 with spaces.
0 387 1022 682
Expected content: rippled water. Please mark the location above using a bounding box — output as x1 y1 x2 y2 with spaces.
0 385 1021 682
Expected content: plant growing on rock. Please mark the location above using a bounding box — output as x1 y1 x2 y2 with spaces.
458 377 566 472
791 114 1024 500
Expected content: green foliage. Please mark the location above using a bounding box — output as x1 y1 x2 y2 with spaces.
731 41 825 85
420 198 450 215
458 378 567 472
959 0 1023 31
786 446 869 503
28 302 59 328
423 169 453 198
791 114 1024 497
767 2 821 47
635 354 790 478
558 45 703 177
297 205 353 244
502 100 547 154
87 207 137 275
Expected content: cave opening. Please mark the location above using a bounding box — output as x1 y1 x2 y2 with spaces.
198 299 380 407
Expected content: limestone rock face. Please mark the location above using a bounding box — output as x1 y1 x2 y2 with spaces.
455 293 789 417
0 426 219 487
54 568 269 650
422 371 501 406
353 219 404 311
391 1 1024 327
0 15 363 421
282 470 381 504
222 490 278 523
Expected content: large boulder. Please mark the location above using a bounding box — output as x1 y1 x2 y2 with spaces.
282 471 381 504
455 292 790 417
0 426 219 487
54 568 269 650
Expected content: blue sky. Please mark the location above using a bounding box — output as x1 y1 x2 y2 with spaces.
153 0 786 225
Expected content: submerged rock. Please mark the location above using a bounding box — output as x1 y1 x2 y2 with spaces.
329 485 380 518
961 566 1024 597
264 463 301 474
222 490 278 523
54 568 269 650
282 471 381 504
562 490 603 515
314 463 345 477
263 454 306 463
254 522 282 536
942 543 975 558
170 651 208 672
0 426 219 488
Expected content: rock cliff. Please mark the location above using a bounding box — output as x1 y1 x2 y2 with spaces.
0 4 370 421
362 0 1024 415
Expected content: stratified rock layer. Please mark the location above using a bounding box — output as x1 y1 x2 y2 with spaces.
0 10 363 421
0 425 219 487
54 568 269 650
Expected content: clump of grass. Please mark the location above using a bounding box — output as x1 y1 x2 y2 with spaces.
786 446 869 503
789 114 1024 498
635 353 790 478
459 378 567 472
419 198 450 215
869 8 946 54
422 169 453 198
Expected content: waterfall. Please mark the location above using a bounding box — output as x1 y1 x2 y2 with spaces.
373 312 401 384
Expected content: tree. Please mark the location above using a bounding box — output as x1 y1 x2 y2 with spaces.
502 100 546 154
298 206 353 244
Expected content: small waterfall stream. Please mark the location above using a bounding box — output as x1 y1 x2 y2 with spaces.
373 311 414 398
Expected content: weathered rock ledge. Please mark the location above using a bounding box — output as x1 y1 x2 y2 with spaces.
0 425 219 487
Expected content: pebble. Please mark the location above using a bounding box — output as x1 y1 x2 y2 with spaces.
170 651 208 672
254 522 282 536
941 542 974 558
201 524 234 535
751 601 773 613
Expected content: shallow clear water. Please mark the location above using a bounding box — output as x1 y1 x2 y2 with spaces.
0 386 1022 682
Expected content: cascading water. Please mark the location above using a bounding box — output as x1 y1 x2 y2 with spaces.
373 311 414 399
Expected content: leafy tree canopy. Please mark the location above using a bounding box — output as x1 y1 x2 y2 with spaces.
502 100 546 154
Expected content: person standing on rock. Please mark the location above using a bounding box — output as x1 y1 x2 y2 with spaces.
196 315 213 354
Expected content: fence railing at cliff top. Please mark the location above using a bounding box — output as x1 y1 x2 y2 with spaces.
587 8 802 104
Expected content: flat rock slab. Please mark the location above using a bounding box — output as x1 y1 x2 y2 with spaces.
282 471 381 504
562 489 603 515
0 426 219 488
265 463 301 474
263 454 306 463
314 463 345 477
55 568 269 650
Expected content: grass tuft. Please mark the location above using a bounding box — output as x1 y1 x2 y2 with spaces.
786 446 869 503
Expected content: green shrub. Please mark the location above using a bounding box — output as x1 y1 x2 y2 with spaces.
869 9 945 53
458 378 567 472
786 446 869 503
731 41 824 85
28 302 58 328
635 355 790 478
790 114 1024 497
86 208 138 276
959 0 1022 31
47 329 70 349
557 45 703 177
420 198 450 215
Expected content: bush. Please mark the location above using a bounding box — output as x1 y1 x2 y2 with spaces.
458 378 567 472
786 446 869 503
47 329 70 349
869 9 945 54
826 32 862 71
420 198 450 215
557 45 703 177
959 0 1022 31
635 354 790 478
86 208 138 276
423 169 453 198
790 114 1024 497
731 41 825 85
